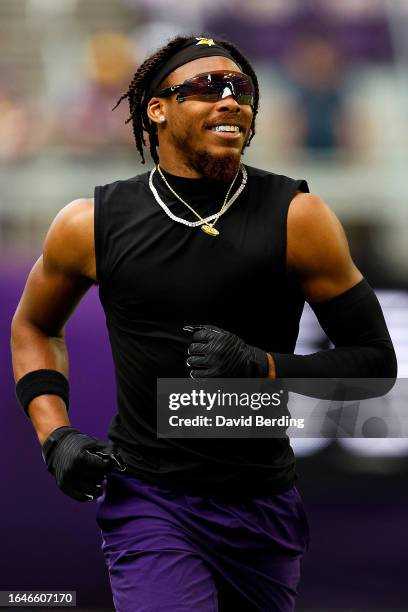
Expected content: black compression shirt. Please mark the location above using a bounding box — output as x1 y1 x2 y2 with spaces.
94 164 309 499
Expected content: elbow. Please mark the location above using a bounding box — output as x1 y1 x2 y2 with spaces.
370 344 397 396
344 346 397 400
385 347 398 378
11 314 32 348
380 345 398 390
11 312 65 342
10 313 23 348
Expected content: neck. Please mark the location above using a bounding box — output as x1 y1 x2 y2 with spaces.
159 159 204 179
157 141 205 178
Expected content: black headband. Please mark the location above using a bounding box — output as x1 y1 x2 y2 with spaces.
146 37 241 100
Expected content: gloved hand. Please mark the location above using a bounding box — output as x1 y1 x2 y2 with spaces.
184 325 269 378
42 426 126 502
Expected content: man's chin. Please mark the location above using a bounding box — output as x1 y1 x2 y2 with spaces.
190 150 241 183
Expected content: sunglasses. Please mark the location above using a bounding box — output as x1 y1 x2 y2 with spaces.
154 70 255 106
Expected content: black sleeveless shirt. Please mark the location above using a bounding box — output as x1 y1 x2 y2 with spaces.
94 164 309 499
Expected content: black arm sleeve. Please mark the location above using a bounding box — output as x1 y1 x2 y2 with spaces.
272 279 397 385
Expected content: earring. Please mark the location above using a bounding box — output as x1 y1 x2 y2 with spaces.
159 116 166 124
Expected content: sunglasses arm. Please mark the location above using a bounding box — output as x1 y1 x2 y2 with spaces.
155 84 182 99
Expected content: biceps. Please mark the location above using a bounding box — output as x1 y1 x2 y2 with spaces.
288 200 362 302
14 256 92 336
301 234 362 302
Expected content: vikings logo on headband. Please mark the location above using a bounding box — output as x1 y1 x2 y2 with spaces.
195 38 216 46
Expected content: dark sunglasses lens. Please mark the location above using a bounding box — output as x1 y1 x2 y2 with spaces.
235 93 254 105
181 73 254 105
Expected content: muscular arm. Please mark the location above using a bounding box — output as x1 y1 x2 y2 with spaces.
11 198 96 443
267 192 397 383
286 192 362 302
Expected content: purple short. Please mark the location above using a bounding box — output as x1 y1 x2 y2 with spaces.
96 473 310 612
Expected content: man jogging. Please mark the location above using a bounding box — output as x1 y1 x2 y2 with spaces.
11 35 396 611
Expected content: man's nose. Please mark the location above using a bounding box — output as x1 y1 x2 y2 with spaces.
215 94 241 112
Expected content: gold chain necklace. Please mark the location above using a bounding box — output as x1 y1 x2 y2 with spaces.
156 164 240 237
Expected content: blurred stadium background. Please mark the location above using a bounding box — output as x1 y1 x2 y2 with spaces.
1 0 407 610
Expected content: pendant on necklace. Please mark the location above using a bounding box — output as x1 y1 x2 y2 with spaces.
201 224 219 237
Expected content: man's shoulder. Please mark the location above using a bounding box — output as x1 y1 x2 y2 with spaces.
48 199 95 250
43 198 96 280
53 198 94 230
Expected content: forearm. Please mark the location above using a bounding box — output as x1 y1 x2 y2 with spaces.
268 344 396 378
27 396 70 445
11 318 70 444
11 315 125 504
267 279 397 393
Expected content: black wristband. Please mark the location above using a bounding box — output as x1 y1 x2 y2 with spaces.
15 369 70 417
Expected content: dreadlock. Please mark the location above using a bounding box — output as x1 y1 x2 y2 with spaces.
113 34 260 165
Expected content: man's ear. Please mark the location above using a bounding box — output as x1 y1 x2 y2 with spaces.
147 97 165 125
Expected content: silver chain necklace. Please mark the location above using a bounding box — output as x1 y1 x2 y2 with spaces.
148 164 248 237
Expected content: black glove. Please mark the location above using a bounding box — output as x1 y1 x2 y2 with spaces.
184 325 269 378
42 426 126 502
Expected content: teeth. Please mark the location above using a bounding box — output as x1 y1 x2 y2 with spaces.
211 125 240 132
